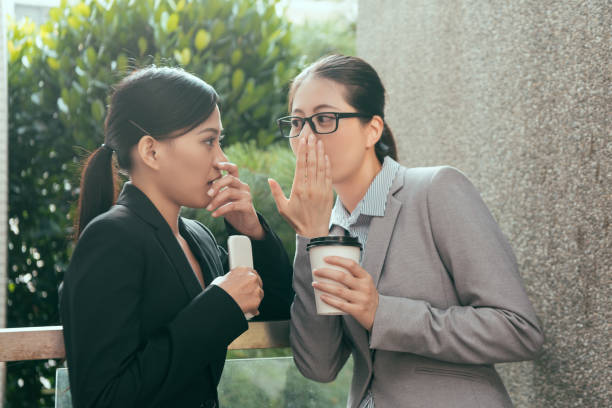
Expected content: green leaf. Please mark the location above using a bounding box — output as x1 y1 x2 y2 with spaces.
47 57 60 70
182 48 191 65
116 54 128 72
231 49 242 65
85 47 96 66
174 47 191 65
209 63 226 83
91 99 105 122
72 2 91 18
49 7 62 21
232 68 245 91
67 16 80 30
211 20 226 40
138 36 147 56
194 29 210 51
166 13 179 33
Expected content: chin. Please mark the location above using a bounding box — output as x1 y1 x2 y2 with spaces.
181 195 210 210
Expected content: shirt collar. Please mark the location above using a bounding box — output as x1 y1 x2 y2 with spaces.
330 156 401 227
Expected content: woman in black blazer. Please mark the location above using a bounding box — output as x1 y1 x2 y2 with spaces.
60 67 293 408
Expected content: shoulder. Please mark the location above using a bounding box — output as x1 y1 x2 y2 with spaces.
67 206 147 285
394 165 474 197
78 205 146 243
73 205 154 261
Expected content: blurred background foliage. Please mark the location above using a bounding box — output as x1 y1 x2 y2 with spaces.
5 0 355 406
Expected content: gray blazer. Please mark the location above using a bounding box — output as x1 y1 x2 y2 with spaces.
290 165 544 408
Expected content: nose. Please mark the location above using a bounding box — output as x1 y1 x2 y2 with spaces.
214 143 228 163
299 119 315 139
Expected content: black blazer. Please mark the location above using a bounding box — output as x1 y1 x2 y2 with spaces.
60 182 294 408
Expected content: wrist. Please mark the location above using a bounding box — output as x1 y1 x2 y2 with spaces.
300 228 329 239
247 224 266 240
232 221 265 240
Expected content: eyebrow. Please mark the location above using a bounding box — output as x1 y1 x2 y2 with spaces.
292 104 340 115
197 128 223 135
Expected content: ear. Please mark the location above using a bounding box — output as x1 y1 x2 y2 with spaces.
136 135 161 171
365 115 384 149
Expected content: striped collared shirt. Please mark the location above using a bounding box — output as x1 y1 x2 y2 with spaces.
329 157 401 408
329 156 401 249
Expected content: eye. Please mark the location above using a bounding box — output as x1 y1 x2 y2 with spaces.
315 114 335 125
202 136 222 147
290 118 303 129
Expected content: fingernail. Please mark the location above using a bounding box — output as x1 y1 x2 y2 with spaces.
206 205 212 211
207 188 214 196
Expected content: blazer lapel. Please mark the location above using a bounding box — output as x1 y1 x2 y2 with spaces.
343 169 405 368
154 226 203 299
180 220 223 285
115 182 203 299
362 171 404 288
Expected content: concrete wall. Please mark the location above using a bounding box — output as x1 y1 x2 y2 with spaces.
1 0 10 404
357 1 610 407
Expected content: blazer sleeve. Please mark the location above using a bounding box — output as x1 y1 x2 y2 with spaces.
289 235 352 382
223 213 294 320
369 166 544 365
61 218 248 408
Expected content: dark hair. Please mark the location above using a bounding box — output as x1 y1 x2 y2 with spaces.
288 54 397 163
75 66 219 239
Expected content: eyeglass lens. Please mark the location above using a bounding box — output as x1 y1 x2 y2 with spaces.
280 113 337 137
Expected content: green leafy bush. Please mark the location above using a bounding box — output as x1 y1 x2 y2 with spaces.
290 17 356 62
6 0 301 406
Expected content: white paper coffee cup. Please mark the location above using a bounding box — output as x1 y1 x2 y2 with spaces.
307 236 362 315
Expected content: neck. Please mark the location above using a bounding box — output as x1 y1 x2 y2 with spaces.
334 154 382 214
131 177 181 236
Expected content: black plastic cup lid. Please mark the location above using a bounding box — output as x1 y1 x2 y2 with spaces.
306 236 362 251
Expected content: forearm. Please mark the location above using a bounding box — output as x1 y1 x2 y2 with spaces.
370 294 544 364
289 235 350 382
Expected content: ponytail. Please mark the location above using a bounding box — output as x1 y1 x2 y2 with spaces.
72 66 219 240
74 145 118 240
374 122 398 163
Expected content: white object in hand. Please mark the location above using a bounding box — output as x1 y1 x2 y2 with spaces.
228 235 256 320
307 237 362 315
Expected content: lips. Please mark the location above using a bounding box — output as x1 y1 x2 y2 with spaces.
207 175 222 185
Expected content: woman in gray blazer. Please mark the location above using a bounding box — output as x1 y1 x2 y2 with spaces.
269 55 544 408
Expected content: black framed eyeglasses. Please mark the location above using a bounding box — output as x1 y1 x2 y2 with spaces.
276 112 372 138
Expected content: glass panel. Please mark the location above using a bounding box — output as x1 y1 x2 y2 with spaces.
54 368 72 408
219 356 352 408
54 357 353 407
